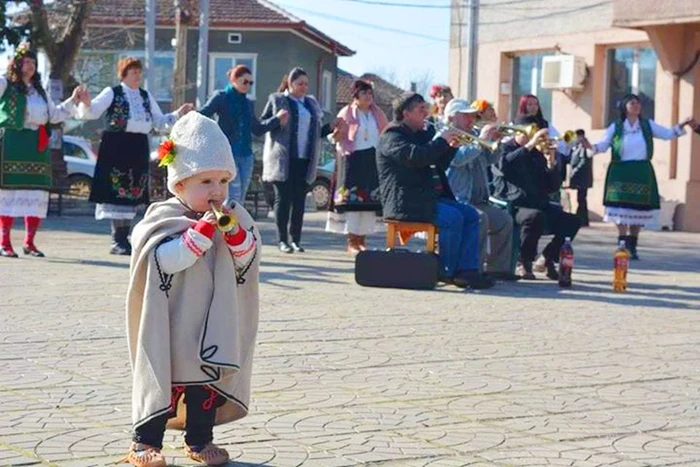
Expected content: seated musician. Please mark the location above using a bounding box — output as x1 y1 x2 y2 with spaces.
491 116 581 280
376 92 494 290
439 99 517 281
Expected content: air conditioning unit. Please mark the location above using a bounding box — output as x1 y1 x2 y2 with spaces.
541 55 587 90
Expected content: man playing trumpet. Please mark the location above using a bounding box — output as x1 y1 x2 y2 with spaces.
491 115 581 280
439 100 518 281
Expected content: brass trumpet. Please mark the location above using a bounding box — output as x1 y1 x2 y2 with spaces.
209 202 237 232
474 121 538 138
428 119 500 152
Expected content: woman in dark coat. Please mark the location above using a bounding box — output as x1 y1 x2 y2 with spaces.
260 67 341 253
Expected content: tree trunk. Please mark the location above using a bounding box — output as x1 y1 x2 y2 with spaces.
172 0 193 109
27 0 95 195
29 0 95 91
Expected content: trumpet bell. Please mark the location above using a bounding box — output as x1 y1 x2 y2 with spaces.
209 202 237 232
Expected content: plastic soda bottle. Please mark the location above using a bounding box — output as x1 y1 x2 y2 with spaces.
613 240 630 292
558 237 574 288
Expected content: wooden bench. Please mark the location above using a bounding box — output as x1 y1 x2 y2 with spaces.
385 220 437 253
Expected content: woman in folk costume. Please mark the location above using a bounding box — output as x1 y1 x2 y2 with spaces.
78 57 193 255
584 94 694 259
0 43 85 258
124 112 260 467
326 79 388 255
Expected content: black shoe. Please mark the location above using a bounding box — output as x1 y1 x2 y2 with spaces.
109 244 130 256
545 259 559 280
0 246 18 258
279 241 293 254
488 271 522 282
515 262 536 280
628 236 639 260
453 271 495 290
438 276 455 285
290 242 305 253
22 245 45 257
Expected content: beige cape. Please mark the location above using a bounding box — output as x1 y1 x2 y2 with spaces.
126 198 260 430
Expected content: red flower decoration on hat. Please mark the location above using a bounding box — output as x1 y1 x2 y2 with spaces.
157 139 176 167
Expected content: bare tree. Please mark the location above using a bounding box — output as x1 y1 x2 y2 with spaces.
368 66 401 88
407 68 435 97
28 0 95 86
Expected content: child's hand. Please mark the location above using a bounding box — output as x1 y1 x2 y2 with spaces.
202 211 218 226
221 205 241 234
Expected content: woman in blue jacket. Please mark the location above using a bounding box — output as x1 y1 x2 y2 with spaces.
199 65 288 204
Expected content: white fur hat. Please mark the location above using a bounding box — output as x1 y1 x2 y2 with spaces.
165 112 237 195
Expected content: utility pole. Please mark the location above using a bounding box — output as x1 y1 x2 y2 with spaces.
196 0 210 108
145 0 156 92
464 0 479 102
172 0 192 108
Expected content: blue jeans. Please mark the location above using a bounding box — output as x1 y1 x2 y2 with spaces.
226 154 255 206
435 198 480 277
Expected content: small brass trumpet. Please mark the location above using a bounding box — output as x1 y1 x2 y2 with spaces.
209 202 237 232
427 119 500 152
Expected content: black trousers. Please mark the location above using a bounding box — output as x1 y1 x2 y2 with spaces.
133 385 224 448
514 205 582 263
273 158 310 244
576 188 589 226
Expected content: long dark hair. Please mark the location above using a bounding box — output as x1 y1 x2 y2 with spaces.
6 48 48 103
277 67 308 93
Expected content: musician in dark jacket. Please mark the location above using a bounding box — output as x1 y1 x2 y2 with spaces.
491 116 581 280
376 92 493 289
569 129 593 226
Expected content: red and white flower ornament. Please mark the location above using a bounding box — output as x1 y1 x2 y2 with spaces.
157 139 177 167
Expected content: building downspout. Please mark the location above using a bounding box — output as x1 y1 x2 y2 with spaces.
670 74 680 180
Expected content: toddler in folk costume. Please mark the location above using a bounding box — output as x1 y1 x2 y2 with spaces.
124 112 260 467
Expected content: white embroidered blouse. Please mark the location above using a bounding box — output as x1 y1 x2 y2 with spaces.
78 83 177 134
592 119 685 162
0 77 77 129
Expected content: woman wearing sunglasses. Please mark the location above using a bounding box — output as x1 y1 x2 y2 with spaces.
200 65 288 205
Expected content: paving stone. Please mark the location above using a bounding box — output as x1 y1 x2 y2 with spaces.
1 214 700 465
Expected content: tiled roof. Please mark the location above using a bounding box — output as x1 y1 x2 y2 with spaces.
83 0 353 56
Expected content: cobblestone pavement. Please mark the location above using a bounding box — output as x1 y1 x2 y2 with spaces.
1 212 700 466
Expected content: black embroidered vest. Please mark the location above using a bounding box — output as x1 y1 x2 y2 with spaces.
105 85 152 132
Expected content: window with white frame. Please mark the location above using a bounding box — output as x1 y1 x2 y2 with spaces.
605 46 656 124
510 52 553 123
74 50 175 102
208 53 257 99
321 70 333 113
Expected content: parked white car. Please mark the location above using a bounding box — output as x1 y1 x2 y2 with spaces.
63 135 97 197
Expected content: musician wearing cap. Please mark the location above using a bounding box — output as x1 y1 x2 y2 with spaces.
0 43 86 258
376 92 494 290
439 99 517 281
492 115 582 280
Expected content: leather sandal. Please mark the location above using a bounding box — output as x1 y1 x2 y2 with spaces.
119 443 166 467
184 443 230 466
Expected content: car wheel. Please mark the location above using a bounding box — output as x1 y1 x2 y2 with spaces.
310 179 331 211
67 174 92 198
